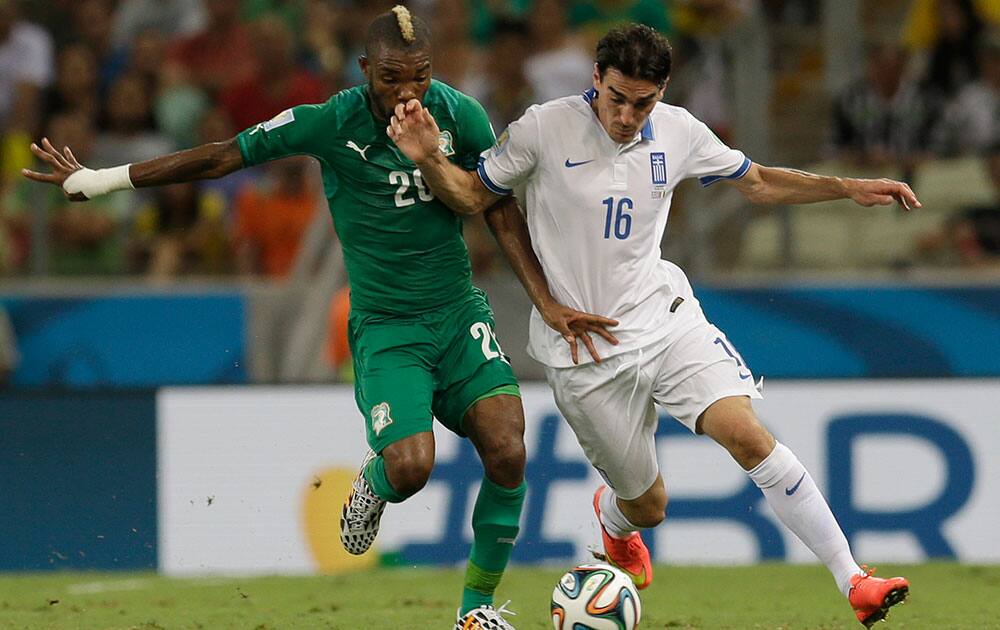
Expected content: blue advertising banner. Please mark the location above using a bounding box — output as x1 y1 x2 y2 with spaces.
0 294 246 387
697 286 999 378
0 391 157 570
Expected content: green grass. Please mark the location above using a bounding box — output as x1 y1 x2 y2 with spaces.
0 563 996 629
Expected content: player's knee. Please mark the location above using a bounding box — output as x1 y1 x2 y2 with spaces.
482 437 526 488
385 453 434 498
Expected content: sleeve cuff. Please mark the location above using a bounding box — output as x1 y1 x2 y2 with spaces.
477 156 513 195
699 156 752 187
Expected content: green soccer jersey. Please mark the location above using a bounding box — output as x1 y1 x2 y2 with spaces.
236 81 496 314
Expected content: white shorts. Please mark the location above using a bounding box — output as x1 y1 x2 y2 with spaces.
544 318 763 500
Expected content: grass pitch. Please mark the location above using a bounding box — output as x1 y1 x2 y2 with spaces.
0 563 996 629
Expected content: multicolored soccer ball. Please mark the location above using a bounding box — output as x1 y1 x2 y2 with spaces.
551 563 642 629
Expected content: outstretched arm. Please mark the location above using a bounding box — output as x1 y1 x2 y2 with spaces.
727 163 922 210
22 137 244 201
484 196 619 364
387 100 500 215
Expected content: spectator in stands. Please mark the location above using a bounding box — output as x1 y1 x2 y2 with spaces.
299 0 346 89
933 29 1000 155
126 29 169 88
131 179 229 278
832 41 941 171
166 0 257 93
0 0 54 180
42 43 100 124
903 0 1000 49
242 0 305 34
927 0 986 95
3 112 129 275
0 303 18 387
153 34 213 150
473 17 536 129
669 0 753 140
430 0 484 96
464 0 532 44
71 0 123 93
568 0 672 50
917 144 1000 266
111 0 207 52
219 16 325 132
233 156 319 278
904 0 987 98
93 73 175 167
525 0 593 103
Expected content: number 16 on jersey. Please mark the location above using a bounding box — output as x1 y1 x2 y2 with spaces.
602 197 633 240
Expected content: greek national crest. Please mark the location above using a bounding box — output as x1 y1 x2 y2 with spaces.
371 402 394 436
438 130 455 156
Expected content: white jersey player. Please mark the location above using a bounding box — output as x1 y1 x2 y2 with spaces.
388 23 918 628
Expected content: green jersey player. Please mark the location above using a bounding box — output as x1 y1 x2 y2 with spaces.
23 7 616 629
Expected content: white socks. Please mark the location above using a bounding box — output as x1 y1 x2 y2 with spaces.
599 487 639 539
748 442 862 597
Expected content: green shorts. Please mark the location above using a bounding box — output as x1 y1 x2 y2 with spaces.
348 287 520 453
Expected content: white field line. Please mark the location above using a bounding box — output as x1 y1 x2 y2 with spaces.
66 577 241 595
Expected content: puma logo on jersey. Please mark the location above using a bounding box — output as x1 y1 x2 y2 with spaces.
347 141 371 160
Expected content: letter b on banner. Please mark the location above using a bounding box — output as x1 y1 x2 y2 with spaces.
826 414 975 558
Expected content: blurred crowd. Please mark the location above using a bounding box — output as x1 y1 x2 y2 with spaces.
0 0 998 282
830 0 1000 267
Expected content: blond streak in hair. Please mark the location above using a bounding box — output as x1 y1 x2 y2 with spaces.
392 5 415 44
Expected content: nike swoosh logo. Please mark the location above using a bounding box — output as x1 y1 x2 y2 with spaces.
564 159 594 168
739 370 752 380
785 472 806 496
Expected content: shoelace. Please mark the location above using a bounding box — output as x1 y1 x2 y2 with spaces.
345 481 380 530
493 600 517 618
613 348 644 418
859 564 877 579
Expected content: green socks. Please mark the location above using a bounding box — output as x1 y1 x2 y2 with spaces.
364 457 527 616
460 477 527 615
362 454 408 504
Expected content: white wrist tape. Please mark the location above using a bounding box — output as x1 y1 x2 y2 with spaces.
63 165 134 199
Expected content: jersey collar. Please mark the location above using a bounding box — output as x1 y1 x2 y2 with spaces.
581 88 656 143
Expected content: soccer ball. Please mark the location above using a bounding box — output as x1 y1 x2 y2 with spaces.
551 563 641 630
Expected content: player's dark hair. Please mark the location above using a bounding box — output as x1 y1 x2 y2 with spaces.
364 5 432 58
595 24 672 87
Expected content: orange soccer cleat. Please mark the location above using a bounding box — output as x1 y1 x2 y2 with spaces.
592 486 653 590
848 565 909 628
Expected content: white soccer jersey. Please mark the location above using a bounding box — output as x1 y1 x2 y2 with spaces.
478 89 751 367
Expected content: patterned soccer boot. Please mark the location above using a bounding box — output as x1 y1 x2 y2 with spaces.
849 565 909 628
592 485 653 589
339 449 387 555
454 601 517 630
